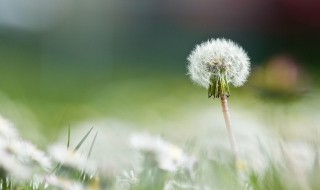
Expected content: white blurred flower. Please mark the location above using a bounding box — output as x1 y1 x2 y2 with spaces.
0 147 31 179
7 140 52 170
31 174 46 189
0 138 52 179
44 175 84 190
118 170 138 186
187 38 250 97
58 119 138 178
0 115 19 139
49 144 96 175
130 133 196 172
116 170 138 190
0 115 51 180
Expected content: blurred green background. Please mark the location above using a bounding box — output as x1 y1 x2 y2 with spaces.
0 0 319 142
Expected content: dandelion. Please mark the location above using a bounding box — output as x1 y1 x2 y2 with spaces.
187 38 250 97
187 38 251 160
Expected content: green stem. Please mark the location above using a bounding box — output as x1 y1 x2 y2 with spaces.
208 75 230 98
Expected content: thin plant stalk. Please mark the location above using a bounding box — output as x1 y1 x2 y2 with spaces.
220 95 239 161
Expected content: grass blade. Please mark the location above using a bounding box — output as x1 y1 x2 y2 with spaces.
67 124 71 149
51 163 62 174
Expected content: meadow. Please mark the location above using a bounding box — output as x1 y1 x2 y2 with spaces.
0 58 319 189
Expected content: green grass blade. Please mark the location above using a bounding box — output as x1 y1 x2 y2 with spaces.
51 163 62 174
67 124 71 149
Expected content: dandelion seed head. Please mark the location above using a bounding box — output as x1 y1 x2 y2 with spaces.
187 38 250 88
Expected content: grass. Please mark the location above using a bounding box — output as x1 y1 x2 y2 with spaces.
2 121 320 190
1 60 320 189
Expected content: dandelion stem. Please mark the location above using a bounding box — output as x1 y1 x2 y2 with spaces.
220 95 239 161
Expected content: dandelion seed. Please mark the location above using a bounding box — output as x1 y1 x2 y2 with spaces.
187 38 251 161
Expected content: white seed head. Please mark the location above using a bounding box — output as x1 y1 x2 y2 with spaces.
187 38 250 88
